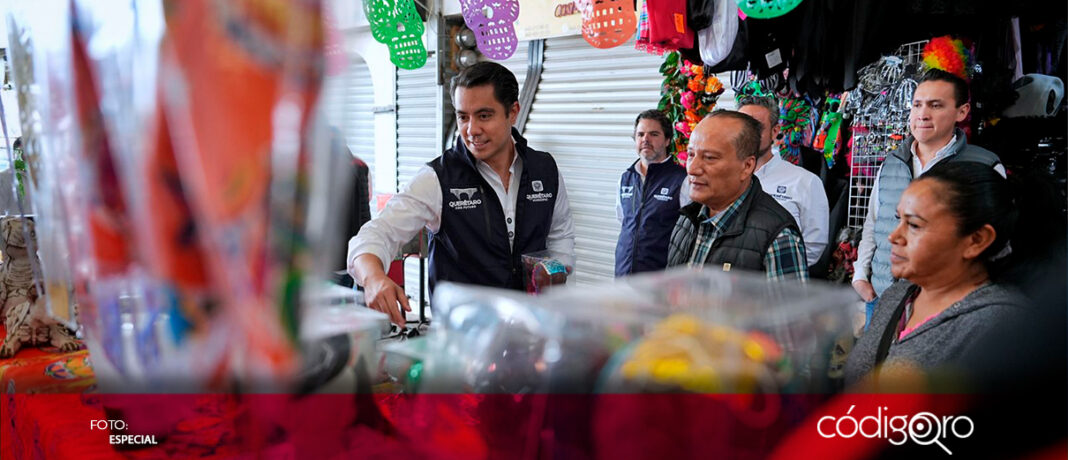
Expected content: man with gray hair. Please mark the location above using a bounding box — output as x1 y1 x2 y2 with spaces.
667 111 808 281
737 96 829 269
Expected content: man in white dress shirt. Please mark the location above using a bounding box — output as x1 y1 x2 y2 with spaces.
737 96 829 269
348 62 575 325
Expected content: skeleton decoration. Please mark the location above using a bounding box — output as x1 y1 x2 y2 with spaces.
576 0 636 49
364 0 428 70
735 0 804 19
0 217 78 358
459 0 520 60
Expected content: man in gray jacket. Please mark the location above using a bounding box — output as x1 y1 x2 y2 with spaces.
852 69 1005 303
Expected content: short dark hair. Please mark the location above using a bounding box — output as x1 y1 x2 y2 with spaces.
634 109 674 140
736 95 779 130
703 110 762 161
450 61 519 110
919 68 970 107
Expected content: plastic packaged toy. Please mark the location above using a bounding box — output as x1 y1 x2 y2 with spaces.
426 267 856 395
522 249 574 294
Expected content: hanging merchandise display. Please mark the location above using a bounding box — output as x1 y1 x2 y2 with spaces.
735 0 804 20
732 71 775 98
460 0 520 60
646 0 694 51
812 94 844 168
844 41 926 233
575 0 636 49
697 0 740 67
658 52 726 162
365 0 428 69
635 0 668 55
774 97 816 166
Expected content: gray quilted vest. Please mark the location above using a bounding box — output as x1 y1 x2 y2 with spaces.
667 177 801 273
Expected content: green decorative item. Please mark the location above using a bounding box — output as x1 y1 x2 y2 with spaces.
735 0 804 19
364 0 428 70
813 95 844 168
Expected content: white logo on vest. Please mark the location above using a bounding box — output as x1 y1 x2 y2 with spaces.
526 180 553 203
448 187 482 210
620 185 634 199
653 186 673 202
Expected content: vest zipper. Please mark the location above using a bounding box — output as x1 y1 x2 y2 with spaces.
630 178 645 273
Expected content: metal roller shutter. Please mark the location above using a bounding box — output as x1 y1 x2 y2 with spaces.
396 61 441 188
344 62 376 175
396 54 440 311
490 42 529 95
523 35 665 285
323 60 376 176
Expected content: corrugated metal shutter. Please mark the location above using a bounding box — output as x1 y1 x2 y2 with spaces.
396 54 440 311
344 62 376 175
523 36 665 285
396 61 441 187
323 59 376 175
490 42 529 95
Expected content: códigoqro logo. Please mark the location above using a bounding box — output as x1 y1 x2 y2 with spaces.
817 405 974 455
90 419 159 446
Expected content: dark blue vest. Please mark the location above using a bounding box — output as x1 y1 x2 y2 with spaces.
615 159 688 277
427 128 559 292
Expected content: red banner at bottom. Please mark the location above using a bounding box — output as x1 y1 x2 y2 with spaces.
1 392 1062 459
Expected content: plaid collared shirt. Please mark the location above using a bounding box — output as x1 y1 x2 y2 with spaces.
688 187 808 282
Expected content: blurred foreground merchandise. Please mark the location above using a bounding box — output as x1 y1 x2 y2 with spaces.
3 0 331 392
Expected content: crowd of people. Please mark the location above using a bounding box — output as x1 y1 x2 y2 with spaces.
346 60 1062 386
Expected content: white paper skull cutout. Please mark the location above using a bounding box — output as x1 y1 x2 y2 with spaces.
364 0 427 70
459 0 520 60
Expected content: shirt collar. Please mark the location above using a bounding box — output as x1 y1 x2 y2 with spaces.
910 134 958 163
632 155 673 175
756 149 781 174
475 134 521 176
698 183 752 231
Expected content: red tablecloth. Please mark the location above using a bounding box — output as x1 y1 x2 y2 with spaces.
0 329 247 459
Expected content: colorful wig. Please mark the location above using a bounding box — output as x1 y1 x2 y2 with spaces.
922 36 974 81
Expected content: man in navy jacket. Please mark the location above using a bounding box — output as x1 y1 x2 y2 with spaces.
615 110 688 277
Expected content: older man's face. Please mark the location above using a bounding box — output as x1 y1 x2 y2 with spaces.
686 117 756 212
